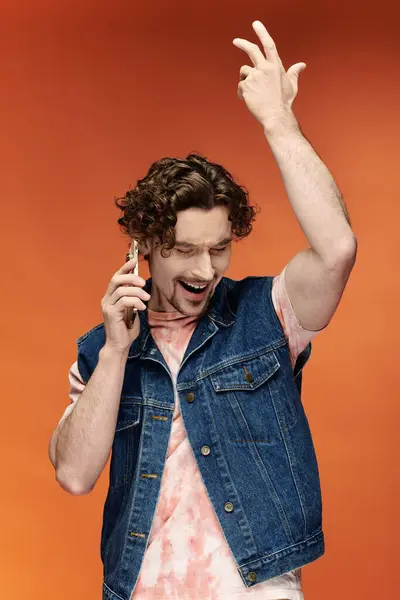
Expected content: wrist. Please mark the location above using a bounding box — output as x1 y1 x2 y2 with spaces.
261 108 300 139
100 343 130 364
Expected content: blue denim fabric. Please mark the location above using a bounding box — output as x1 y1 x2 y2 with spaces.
76 275 324 600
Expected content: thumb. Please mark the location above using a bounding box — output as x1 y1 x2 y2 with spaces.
287 62 307 92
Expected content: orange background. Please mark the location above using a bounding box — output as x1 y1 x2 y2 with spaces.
1 1 398 598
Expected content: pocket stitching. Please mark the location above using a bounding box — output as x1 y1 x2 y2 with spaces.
115 402 142 432
210 352 280 393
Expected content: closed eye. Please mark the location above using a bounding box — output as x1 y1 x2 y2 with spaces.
175 244 230 255
176 248 194 255
211 246 229 254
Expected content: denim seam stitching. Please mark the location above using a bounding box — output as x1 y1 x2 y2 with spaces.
103 581 124 600
238 529 323 569
119 398 174 411
268 377 308 535
198 393 259 556
76 322 104 344
210 361 280 392
230 391 295 544
176 343 286 390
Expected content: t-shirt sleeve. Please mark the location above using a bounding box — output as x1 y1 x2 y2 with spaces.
271 265 326 367
57 360 86 426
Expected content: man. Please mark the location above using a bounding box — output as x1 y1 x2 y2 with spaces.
49 21 357 600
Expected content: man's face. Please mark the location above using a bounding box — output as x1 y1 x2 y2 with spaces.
145 206 232 316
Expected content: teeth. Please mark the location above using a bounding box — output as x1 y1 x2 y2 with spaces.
181 280 208 290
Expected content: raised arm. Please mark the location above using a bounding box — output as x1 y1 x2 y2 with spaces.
233 21 357 331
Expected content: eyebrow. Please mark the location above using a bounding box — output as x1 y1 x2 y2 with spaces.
174 237 232 249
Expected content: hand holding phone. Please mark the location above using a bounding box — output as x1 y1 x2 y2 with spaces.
100 240 150 355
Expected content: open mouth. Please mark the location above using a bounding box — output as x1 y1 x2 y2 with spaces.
178 279 210 295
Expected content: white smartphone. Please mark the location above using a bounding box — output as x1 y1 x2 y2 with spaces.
124 239 139 329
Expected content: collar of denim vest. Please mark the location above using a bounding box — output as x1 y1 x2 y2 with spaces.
127 277 236 358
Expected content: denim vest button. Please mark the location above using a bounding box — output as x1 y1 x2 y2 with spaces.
186 392 195 403
245 372 254 383
247 571 257 582
201 445 211 456
224 501 234 512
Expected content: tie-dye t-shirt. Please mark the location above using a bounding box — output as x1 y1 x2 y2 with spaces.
61 267 323 600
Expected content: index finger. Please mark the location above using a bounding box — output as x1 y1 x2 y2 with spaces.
252 21 283 68
104 260 146 301
118 257 142 281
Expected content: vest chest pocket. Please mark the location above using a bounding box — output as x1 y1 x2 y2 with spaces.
209 350 299 430
115 397 142 432
210 351 280 392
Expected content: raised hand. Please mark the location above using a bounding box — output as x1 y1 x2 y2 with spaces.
233 21 306 131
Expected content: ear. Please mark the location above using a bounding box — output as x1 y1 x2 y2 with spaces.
138 238 151 258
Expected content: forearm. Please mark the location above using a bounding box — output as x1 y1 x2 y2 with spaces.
55 345 129 494
264 113 357 265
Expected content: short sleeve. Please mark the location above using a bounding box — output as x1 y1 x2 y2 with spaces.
272 265 325 367
57 361 86 426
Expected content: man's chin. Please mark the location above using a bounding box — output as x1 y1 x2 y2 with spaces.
174 291 213 316
178 299 209 316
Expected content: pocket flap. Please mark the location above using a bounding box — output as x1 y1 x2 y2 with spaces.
210 351 280 392
116 397 142 432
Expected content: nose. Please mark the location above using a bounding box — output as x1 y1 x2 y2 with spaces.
191 252 214 282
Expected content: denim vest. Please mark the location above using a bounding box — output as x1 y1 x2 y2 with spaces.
76 275 324 600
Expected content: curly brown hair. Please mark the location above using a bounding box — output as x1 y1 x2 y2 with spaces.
115 153 258 258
